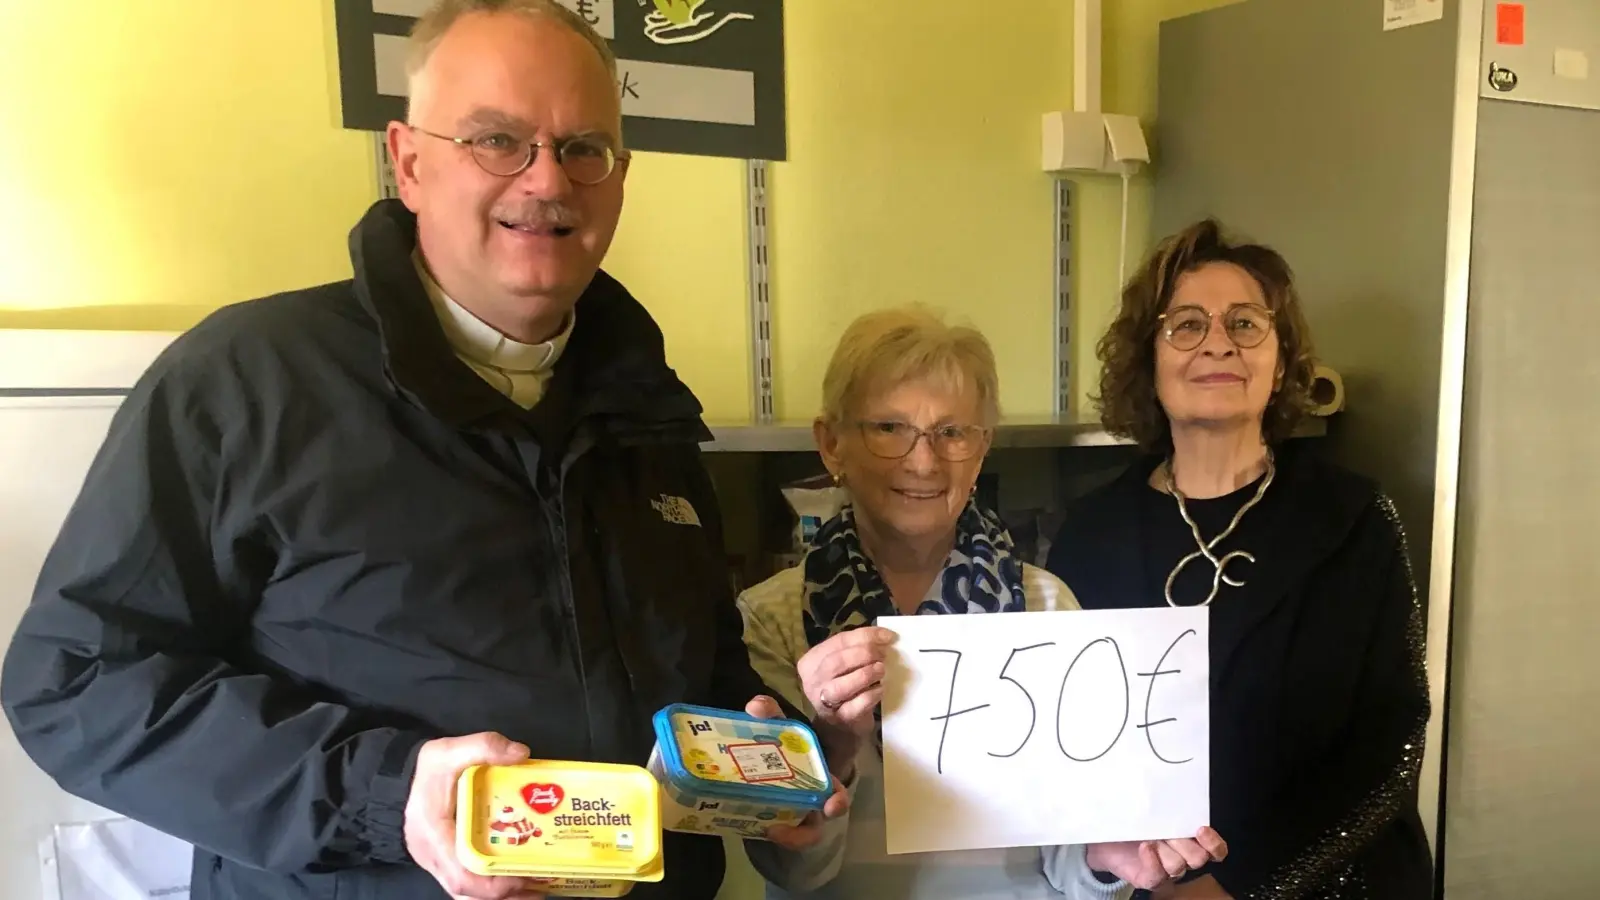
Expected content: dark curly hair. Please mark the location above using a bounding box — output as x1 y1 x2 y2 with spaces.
1094 218 1316 454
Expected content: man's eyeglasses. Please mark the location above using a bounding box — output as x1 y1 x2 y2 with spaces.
1157 303 1276 352
857 421 990 462
411 126 629 185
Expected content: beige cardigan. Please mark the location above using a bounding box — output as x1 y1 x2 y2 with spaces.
735 563 1132 900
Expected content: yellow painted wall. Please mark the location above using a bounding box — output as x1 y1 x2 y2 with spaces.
601 154 753 417
0 4 373 324
0 0 1239 420
763 1 1073 420
1070 0 1244 411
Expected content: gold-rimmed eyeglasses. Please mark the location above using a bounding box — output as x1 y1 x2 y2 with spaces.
411 126 629 185
1157 303 1276 352
857 421 990 462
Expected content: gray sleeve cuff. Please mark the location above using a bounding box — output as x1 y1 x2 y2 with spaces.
1042 844 1133 900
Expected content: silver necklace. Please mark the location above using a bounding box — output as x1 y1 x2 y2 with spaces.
1162 452 1275 607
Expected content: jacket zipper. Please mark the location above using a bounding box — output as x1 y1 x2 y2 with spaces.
558 431 647 756
554 430 600 757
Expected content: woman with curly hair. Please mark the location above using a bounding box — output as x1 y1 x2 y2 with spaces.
1046 220 1433 900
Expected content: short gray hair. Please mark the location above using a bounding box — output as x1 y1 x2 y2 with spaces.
406 0 618 91
821 306 1002 428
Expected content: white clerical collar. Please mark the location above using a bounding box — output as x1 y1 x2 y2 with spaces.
413 250 573 374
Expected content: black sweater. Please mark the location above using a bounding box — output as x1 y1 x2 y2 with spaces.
1048 443 1433 900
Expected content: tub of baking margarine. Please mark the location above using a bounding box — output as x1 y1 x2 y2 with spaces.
455 759 663 896
646 703 833 840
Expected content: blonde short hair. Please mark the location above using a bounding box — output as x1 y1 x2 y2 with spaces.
821 307 1002 428
406 0 618 90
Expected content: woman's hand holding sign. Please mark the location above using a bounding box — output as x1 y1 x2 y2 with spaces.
793 614 1230 896
1087 828 1230 892
796 626 897 778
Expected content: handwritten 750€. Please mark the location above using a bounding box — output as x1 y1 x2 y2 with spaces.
880 606 1208 855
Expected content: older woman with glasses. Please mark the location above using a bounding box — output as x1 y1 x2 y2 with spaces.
739 307 1225 900
1046 220 1433 899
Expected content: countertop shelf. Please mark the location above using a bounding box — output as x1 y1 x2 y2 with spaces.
700 413 1328 453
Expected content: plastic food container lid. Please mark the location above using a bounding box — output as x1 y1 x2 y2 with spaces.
650 703 833 809
455 759 664 881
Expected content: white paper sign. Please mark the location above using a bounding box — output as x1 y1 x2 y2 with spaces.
881 607 1209 855
1383 0 1445 31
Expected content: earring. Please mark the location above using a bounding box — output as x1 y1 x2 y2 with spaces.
831 471 845 487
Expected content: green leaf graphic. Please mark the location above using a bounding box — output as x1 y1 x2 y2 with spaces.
651 0 701 27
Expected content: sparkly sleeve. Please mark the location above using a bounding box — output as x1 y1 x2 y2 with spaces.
1211 493 1431 900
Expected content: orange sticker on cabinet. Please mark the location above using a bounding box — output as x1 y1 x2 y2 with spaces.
1496 3 1525 46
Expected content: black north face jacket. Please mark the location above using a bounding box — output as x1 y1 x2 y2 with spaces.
2 200 774 899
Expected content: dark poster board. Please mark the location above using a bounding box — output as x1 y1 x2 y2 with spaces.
332 0 787 160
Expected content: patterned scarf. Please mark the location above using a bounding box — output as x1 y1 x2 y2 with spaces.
801 500 1027 649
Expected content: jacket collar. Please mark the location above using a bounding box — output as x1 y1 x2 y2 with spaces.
347 199 709 443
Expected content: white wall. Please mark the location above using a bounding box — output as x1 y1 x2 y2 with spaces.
0 331 180 900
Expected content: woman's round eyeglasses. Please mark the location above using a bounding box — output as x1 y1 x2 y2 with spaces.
411 126 629 185
1157 303 1276 352
857 421 989 462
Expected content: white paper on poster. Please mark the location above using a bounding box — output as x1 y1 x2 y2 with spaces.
1384 0 1446 31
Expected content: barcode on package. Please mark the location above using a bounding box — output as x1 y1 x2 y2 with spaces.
728 742 795 782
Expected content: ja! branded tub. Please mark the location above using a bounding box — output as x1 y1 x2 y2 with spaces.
646 703 833 840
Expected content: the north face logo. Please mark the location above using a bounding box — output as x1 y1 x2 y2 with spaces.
652 494 701 527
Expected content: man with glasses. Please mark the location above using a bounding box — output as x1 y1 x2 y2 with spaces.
2 3 834 899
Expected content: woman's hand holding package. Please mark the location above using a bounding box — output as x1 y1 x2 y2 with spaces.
795 626 897 775
744 694 852 851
